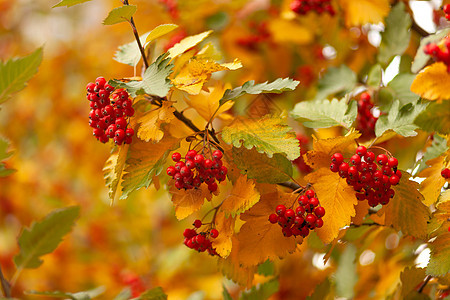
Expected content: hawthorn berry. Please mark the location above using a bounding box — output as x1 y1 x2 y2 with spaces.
441 168 450 179
210 229 219 238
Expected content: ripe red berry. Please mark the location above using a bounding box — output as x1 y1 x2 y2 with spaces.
95 76 106 88
388 157 398 168
295 206 305 216
339 162 349 172
210 229 219 238
330 163 339 172
193 219 202 228
314 206 325 217
212 150 223 160
125 128 134 137
442 168 450 179
298 195 309 206
172 152 182 162
194 154 204 165
285 209 295 219
331 153 344 165
269 213 278 224
186 150 197 160
389 175 400 185
166 166 176 176
115 117 127 129
350 154 361 165
365 151 376 163
276 205 286 216
376 154 388 166
309 197 319 207
305 214 316 224
356 146 367 156
208 182 218 192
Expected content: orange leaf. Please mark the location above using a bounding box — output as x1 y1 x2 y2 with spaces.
305 168 358 244
435 190 450 227
304 130 361 169
410 62 450 101
352 200 370 226
211 210 235 258
221 175 260 217
418 156 447 206
137 101 175 142
170 184 211 220
236 189 300 267
385 172 430 239
339 0 390 27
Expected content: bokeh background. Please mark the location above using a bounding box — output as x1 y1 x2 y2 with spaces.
0 0 449 299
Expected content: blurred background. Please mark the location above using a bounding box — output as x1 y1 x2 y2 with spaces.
0 0 448 299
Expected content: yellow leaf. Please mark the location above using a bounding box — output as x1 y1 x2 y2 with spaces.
185 81 234 122
305 168 358 244
268 18 313 45
144 24 178 46
351 200 370 226
385 172 430 239
411 62 450 101
103 144 129 204
211 210 235 258
221 175 260 217
237 189 300 267
137 101 175 142
217 236 257 287
418 156 447 206
304 130 361 169
435 190 450 226
170 184 210 220
339 0 390 27
172 58 242 94
168 30 212 60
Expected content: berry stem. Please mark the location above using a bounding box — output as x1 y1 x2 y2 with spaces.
0 265 11 298
122 0 149 69
368 145 393 157
417 275 432 293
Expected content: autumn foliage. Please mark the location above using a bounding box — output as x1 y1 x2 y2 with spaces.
1 0 450 299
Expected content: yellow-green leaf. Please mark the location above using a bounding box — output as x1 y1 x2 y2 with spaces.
305 168 358 244
222 115 300 161
427 232 450 276
268 18 313 45
221 175 260 217
411 63 450 101
168 31 212 59
103 144 129 204
144 24 179 46
103 5 137 25
385 172 430 239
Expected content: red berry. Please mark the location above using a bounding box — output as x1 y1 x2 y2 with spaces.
330 163 339 172
95 76 106 88
331 153 344 165
210 229 219 238
194 154 204 165
442 168 450 179
305 189 315 198
172 152 182 162
295 206 305 216
269 213 278 224
314 206 325 217
86 82 96 93
298 195 308 206
212 150 223 160
360 92 371 102
388 157 398 168
186 150 197 160
350 154 361 165
276 205 286 216
389 175 400 185
115 117 127 129
356 146 367 156
309 197 319 207
376 154 388 166
339 162 349 172
282 227 293 237
125 128 134 137
208 182 218 192
285 209 295 219
166 166 176 176
305 214 316 225
315 218 324 228
193 219 202 228
365 151 376 163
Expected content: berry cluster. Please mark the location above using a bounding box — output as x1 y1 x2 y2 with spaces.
444 4 450 21
183 219 219 256
86 77 135 145
166 149 227 192
330 146 401 207
236 22 270 51
268 189 325 238
424 36 450 73
356 92 378 140
293 133 312 174
290 0 335 16
441 168 450 179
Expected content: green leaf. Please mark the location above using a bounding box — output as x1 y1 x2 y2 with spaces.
14 206 80 269
386 73 419 105
411 28 450 73
120 136 180 200
290 98 357 129
144 24 179 45
137 287 167 300
103 5 137 25
367 64 382 87
427 232 450 276
377 2 412 65
219 78 299 106
222 116 300 160
103 145 129 204
114 32 150 66
26 286 105 300
257 260 275 276
375 100 428 137
110 54 173 98
0 48 43 105
413 134 448 176
335 244 357 299
232 147 292 184
306 278 334 300
314 65 356 100
240 278 279 300
414 101 450 135
0 136 15 177
52 0 91 8
222 285 233 300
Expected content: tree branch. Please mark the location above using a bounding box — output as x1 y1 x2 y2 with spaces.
411 19 429 38
123 0 149 69
418 275 432 293
0 265 11 298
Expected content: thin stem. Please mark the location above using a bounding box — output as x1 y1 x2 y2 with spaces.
369 145 393 157
278 181 302 190
122 0 149 69
411 20 429 38
0 265 11 298
417 275 432 293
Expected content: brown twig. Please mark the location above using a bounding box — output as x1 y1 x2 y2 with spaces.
417 275 432 293
278 181 302 191
411 20 429 38
122 0 149 69
0 265 11 298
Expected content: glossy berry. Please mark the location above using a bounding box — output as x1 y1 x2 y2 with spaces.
172 152 182 162
314 206 325 218
356 146 367 156
269 213 278 224
210 229 219 238
331 153 344 165
442 168 450 179
193 219 202 228
388 157 398 168
376 154 388 166
305 189 315 198
276 205 286 216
